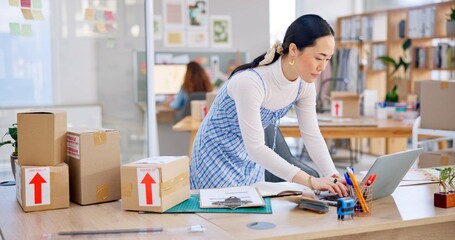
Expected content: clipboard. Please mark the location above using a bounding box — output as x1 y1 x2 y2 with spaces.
199 186 265 209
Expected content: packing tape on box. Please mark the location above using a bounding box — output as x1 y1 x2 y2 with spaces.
161 172 190 197
440 155 449 166
93 131 107 145
440 82 449 90
96 184 109 202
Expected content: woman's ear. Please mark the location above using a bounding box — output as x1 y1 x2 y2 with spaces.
288 43 297 57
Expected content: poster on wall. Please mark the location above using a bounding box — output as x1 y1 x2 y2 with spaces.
187 30 208 47
210 15 232 48
163 0 185 28
164 30 186 47
154 15 162 40
187 0 208 29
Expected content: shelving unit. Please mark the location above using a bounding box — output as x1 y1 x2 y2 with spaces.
336 1 455 155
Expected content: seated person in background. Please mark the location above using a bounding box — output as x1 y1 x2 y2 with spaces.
167 61 214 110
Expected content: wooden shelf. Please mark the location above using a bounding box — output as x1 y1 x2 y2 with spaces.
336 1 455 155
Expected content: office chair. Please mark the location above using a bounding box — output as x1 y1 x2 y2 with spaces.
173 92 206 123
264 124 320 182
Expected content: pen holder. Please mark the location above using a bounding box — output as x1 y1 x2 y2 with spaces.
350 185 373 217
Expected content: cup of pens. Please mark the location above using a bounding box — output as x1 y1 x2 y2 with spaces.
352 184 373 217
345 168 375 217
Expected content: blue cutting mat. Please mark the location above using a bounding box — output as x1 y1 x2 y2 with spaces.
162 194 272 214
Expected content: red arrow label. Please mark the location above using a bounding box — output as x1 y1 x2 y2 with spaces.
141 173 156 205
29 173 47 204
335 103 340 116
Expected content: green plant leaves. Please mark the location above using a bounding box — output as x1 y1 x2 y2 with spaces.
8 125 17 141
402 38 411 50
385 85 399 102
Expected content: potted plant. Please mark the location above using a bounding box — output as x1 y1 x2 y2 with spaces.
447 7 455 36
434 166 455 208
0 124 18 179
377 38 412 104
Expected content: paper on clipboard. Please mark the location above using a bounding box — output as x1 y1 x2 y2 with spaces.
199 186 265 208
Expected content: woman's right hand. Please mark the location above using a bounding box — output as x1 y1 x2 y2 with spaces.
310 176 348 197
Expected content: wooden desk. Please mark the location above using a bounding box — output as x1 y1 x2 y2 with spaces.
172 116 413 156
0 185 232 240
198 183 455 239
1 183 454 239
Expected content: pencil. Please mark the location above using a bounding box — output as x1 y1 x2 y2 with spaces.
58 227 164 236
347 170 369 213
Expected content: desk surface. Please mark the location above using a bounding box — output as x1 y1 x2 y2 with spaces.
1 183 455 239
0 185 232 240
173 116 413 139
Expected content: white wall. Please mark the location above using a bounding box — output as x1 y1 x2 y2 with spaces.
295 0 363 29
153 0 270 59
364 0 437 12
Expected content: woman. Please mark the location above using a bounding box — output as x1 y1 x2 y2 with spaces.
169 61 213 110
190 14 347 197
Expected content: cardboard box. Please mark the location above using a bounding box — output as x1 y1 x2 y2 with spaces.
16 161 69 212
67 128 121 205
420 81 455 131
330 91 360 118
418 149 455 168
121 156 190 213
17 110 67 166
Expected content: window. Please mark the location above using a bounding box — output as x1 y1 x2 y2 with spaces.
0 1 52 107
269 0 295 47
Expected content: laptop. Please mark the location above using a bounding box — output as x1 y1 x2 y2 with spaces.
317 148 424 205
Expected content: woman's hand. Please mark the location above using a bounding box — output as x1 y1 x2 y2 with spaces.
311 176 348 197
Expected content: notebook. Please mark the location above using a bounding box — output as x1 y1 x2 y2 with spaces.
318 148 424 205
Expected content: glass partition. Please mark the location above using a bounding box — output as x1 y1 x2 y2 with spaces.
0 0 149 179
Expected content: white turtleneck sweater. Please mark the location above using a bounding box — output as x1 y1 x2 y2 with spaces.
227 58 338 181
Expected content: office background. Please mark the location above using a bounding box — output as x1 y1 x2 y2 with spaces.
0 0 445 174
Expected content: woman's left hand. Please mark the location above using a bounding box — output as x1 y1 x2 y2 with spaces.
331 173 346 185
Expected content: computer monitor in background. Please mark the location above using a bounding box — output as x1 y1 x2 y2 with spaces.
153 64 187 95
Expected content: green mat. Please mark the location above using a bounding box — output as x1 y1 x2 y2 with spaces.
141 194 272 214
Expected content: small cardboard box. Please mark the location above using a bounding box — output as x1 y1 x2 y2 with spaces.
330 91 360 118
418 149 455 168
121 156 190 213
420 81 455 131
67 128 121 205
16 161 69 212
17 110 67 166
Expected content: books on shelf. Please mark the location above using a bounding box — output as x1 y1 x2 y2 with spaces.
414 44 455 69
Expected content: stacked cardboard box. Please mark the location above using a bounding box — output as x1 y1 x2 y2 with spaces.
420 81 455 131
16 110 69 212
66 128 121 205
418 149 455 168
121 156 190 213
330 91 360 118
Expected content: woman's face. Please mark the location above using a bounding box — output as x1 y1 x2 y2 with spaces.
293 35 335 83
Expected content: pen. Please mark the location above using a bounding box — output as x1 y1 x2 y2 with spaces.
347 167 369 213
364 174 377 186
344 172 353 186
58 227 164 236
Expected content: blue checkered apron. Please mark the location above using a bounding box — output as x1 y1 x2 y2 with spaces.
190 69 302 189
